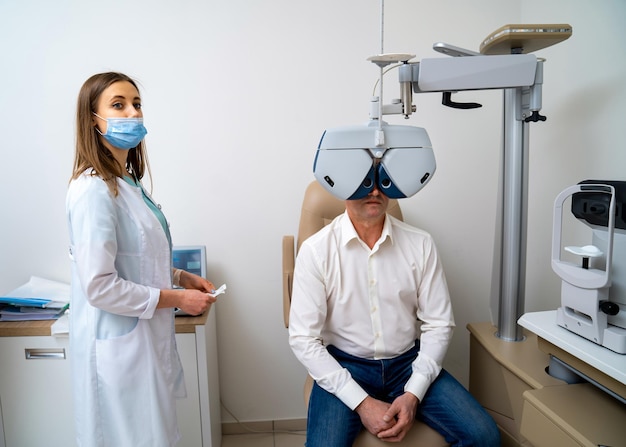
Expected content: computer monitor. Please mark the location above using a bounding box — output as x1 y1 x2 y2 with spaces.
172 245 207 279
172 246 207 317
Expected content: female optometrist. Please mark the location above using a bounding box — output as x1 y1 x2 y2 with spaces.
66 72 217 447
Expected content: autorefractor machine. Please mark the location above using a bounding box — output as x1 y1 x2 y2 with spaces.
552 180 626 354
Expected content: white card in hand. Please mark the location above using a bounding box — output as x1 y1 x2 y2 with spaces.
208 284 227 298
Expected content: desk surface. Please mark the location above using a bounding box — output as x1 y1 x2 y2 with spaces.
0 305 212 337
518 310 626 386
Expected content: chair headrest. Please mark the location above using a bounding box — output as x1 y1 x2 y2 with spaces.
296 181 403 250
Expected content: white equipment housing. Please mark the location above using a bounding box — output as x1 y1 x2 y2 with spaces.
552 182 626 354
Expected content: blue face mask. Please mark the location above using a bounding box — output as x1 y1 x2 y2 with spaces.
93 113 148 150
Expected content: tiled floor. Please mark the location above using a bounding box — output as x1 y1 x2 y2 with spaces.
221 431 306 447
220 419 306 447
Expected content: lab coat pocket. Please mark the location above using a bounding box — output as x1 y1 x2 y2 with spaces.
94 323 154 445
95 310 139 339
96 320 146 400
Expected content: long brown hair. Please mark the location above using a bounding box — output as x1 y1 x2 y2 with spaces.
71 72 150 196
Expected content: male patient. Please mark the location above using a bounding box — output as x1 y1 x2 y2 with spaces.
289 184 500 446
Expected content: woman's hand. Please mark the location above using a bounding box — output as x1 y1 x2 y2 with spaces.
176 288 216 316
159 270 218 315
178 270 215 294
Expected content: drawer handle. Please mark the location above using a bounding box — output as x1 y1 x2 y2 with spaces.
25 348 66 360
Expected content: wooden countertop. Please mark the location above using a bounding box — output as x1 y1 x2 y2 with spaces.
467 321 564 390
519 310 626 400
0 304 212 337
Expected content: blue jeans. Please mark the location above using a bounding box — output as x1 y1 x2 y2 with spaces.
306 342 500 447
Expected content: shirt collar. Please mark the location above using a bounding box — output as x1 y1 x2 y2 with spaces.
340 211 394 248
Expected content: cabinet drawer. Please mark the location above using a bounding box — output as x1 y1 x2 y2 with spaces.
0 336 75 447
521 384 626 447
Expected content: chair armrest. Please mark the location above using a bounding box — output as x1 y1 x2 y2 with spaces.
282 235 295 328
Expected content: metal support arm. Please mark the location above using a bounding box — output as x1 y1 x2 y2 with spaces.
386 53 547 341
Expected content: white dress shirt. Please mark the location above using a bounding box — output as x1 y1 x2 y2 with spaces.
289 212 454 410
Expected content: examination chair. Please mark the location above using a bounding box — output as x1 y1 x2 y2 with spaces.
282 180 448 447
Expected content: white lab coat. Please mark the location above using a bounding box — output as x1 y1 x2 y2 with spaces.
66 171 185 447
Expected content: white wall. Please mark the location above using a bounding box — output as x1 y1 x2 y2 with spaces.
1 0 624 423
520 0 626 315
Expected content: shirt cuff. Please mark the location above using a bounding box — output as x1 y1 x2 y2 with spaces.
138 286 160 319
173 268 183 287
335 378 369 411
404 372 431 402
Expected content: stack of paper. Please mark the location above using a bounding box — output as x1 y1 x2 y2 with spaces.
0 277 70 321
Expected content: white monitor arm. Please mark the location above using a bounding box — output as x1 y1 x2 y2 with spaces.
366 36 561 341
374 49 545 124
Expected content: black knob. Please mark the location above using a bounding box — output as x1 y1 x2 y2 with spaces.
600 300 620 316
524 111 547 122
